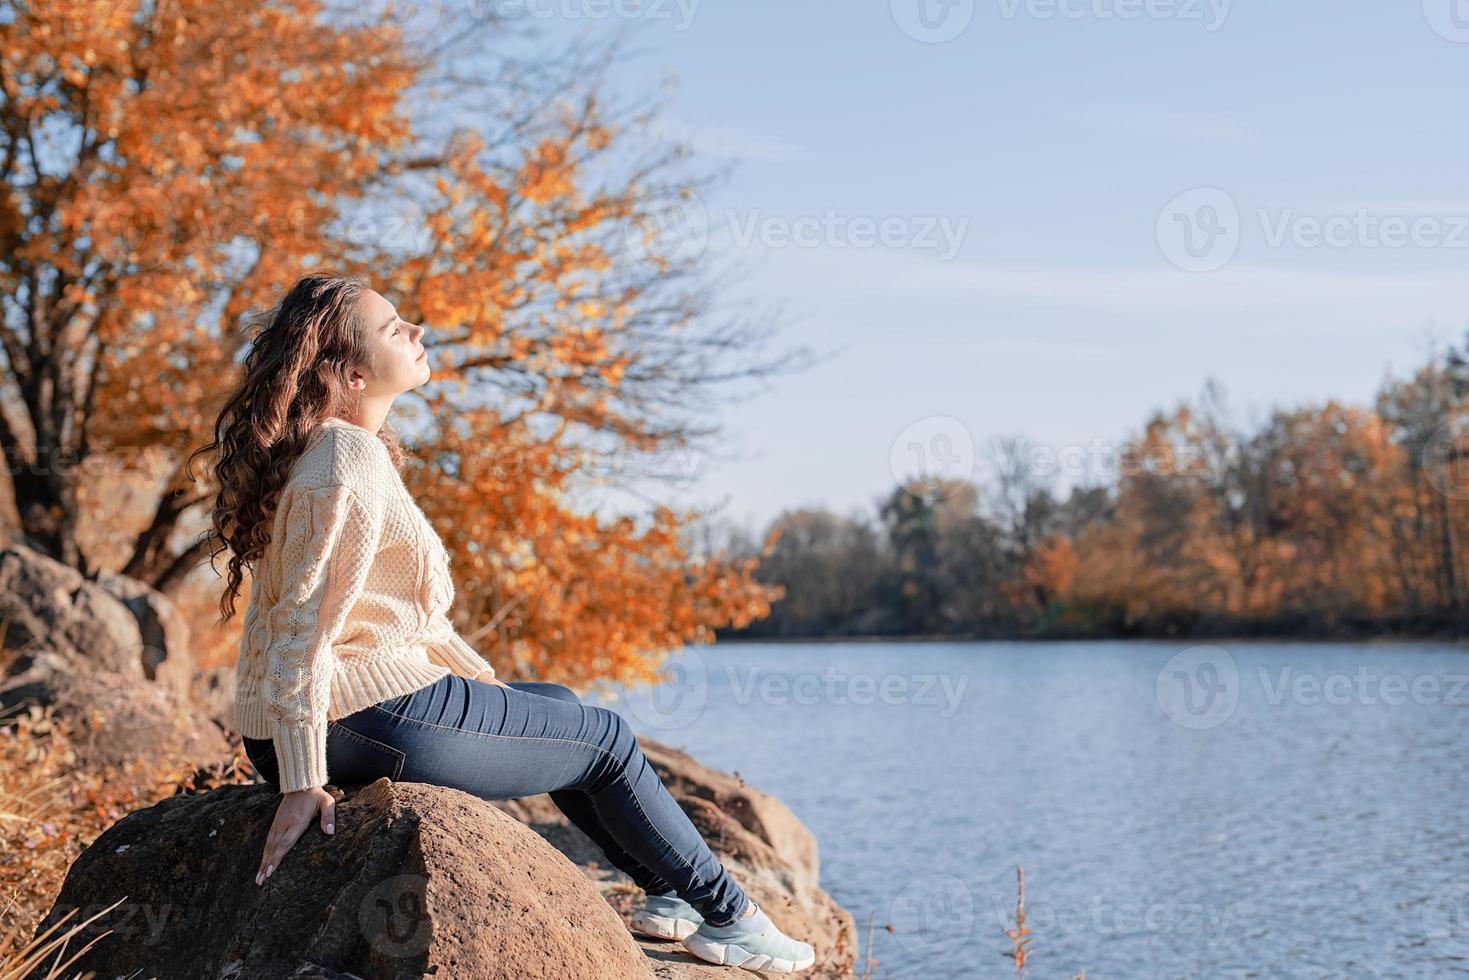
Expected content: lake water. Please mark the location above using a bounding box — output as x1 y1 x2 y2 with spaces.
588 639 1469 979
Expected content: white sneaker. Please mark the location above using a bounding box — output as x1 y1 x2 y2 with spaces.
681 900 817 973
630 891 704 941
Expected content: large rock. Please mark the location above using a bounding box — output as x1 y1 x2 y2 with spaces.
0 544 228 770
93 564 196 686
28 778 656 980
0 544 143 679
29 731 859 978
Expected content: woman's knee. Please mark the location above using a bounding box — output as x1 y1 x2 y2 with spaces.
525 681 581 704
588 704 640 756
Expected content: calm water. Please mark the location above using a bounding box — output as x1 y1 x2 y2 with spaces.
588 639 1469 979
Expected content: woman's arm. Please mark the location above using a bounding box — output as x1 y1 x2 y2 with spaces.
263 482 384 793
253 481 383 887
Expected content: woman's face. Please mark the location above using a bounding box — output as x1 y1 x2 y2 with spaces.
354 288 431 394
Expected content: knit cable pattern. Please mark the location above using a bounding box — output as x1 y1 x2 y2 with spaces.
232 417 495 792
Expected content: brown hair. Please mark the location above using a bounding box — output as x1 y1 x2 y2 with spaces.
188 273 406 623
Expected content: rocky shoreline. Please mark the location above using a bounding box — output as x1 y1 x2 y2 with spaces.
28 736 858 979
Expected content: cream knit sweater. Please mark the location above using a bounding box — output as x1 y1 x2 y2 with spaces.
232 416 496 792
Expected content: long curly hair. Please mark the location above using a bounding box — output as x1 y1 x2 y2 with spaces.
189 273 407 623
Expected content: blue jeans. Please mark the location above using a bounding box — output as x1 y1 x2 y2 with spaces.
242 675 751 926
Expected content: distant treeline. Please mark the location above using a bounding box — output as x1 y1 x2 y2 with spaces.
715 337 1469 641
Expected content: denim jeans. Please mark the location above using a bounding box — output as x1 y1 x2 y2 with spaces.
242 675 751 926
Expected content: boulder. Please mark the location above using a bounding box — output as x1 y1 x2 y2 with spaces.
0 544 144 679
0 544 229 770
29 731 860 978
93 565 196 686
28 778 656 980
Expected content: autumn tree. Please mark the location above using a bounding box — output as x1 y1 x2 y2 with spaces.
1376 352 1469 619
0 0 807 686
744 508 876 637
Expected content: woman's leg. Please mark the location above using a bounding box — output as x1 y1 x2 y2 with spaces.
506 681 677 897
330 674 751 926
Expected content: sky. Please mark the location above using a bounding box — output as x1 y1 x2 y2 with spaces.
474 1 1469 540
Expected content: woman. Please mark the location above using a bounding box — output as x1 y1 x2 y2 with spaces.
198 273 815 974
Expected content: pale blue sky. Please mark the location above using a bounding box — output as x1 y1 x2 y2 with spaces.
512 1 1469 538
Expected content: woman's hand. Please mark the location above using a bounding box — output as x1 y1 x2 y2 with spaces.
255 786 336 886
474 670 509 688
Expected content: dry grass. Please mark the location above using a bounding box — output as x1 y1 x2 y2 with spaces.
0 694 255 978
0 892 123 980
